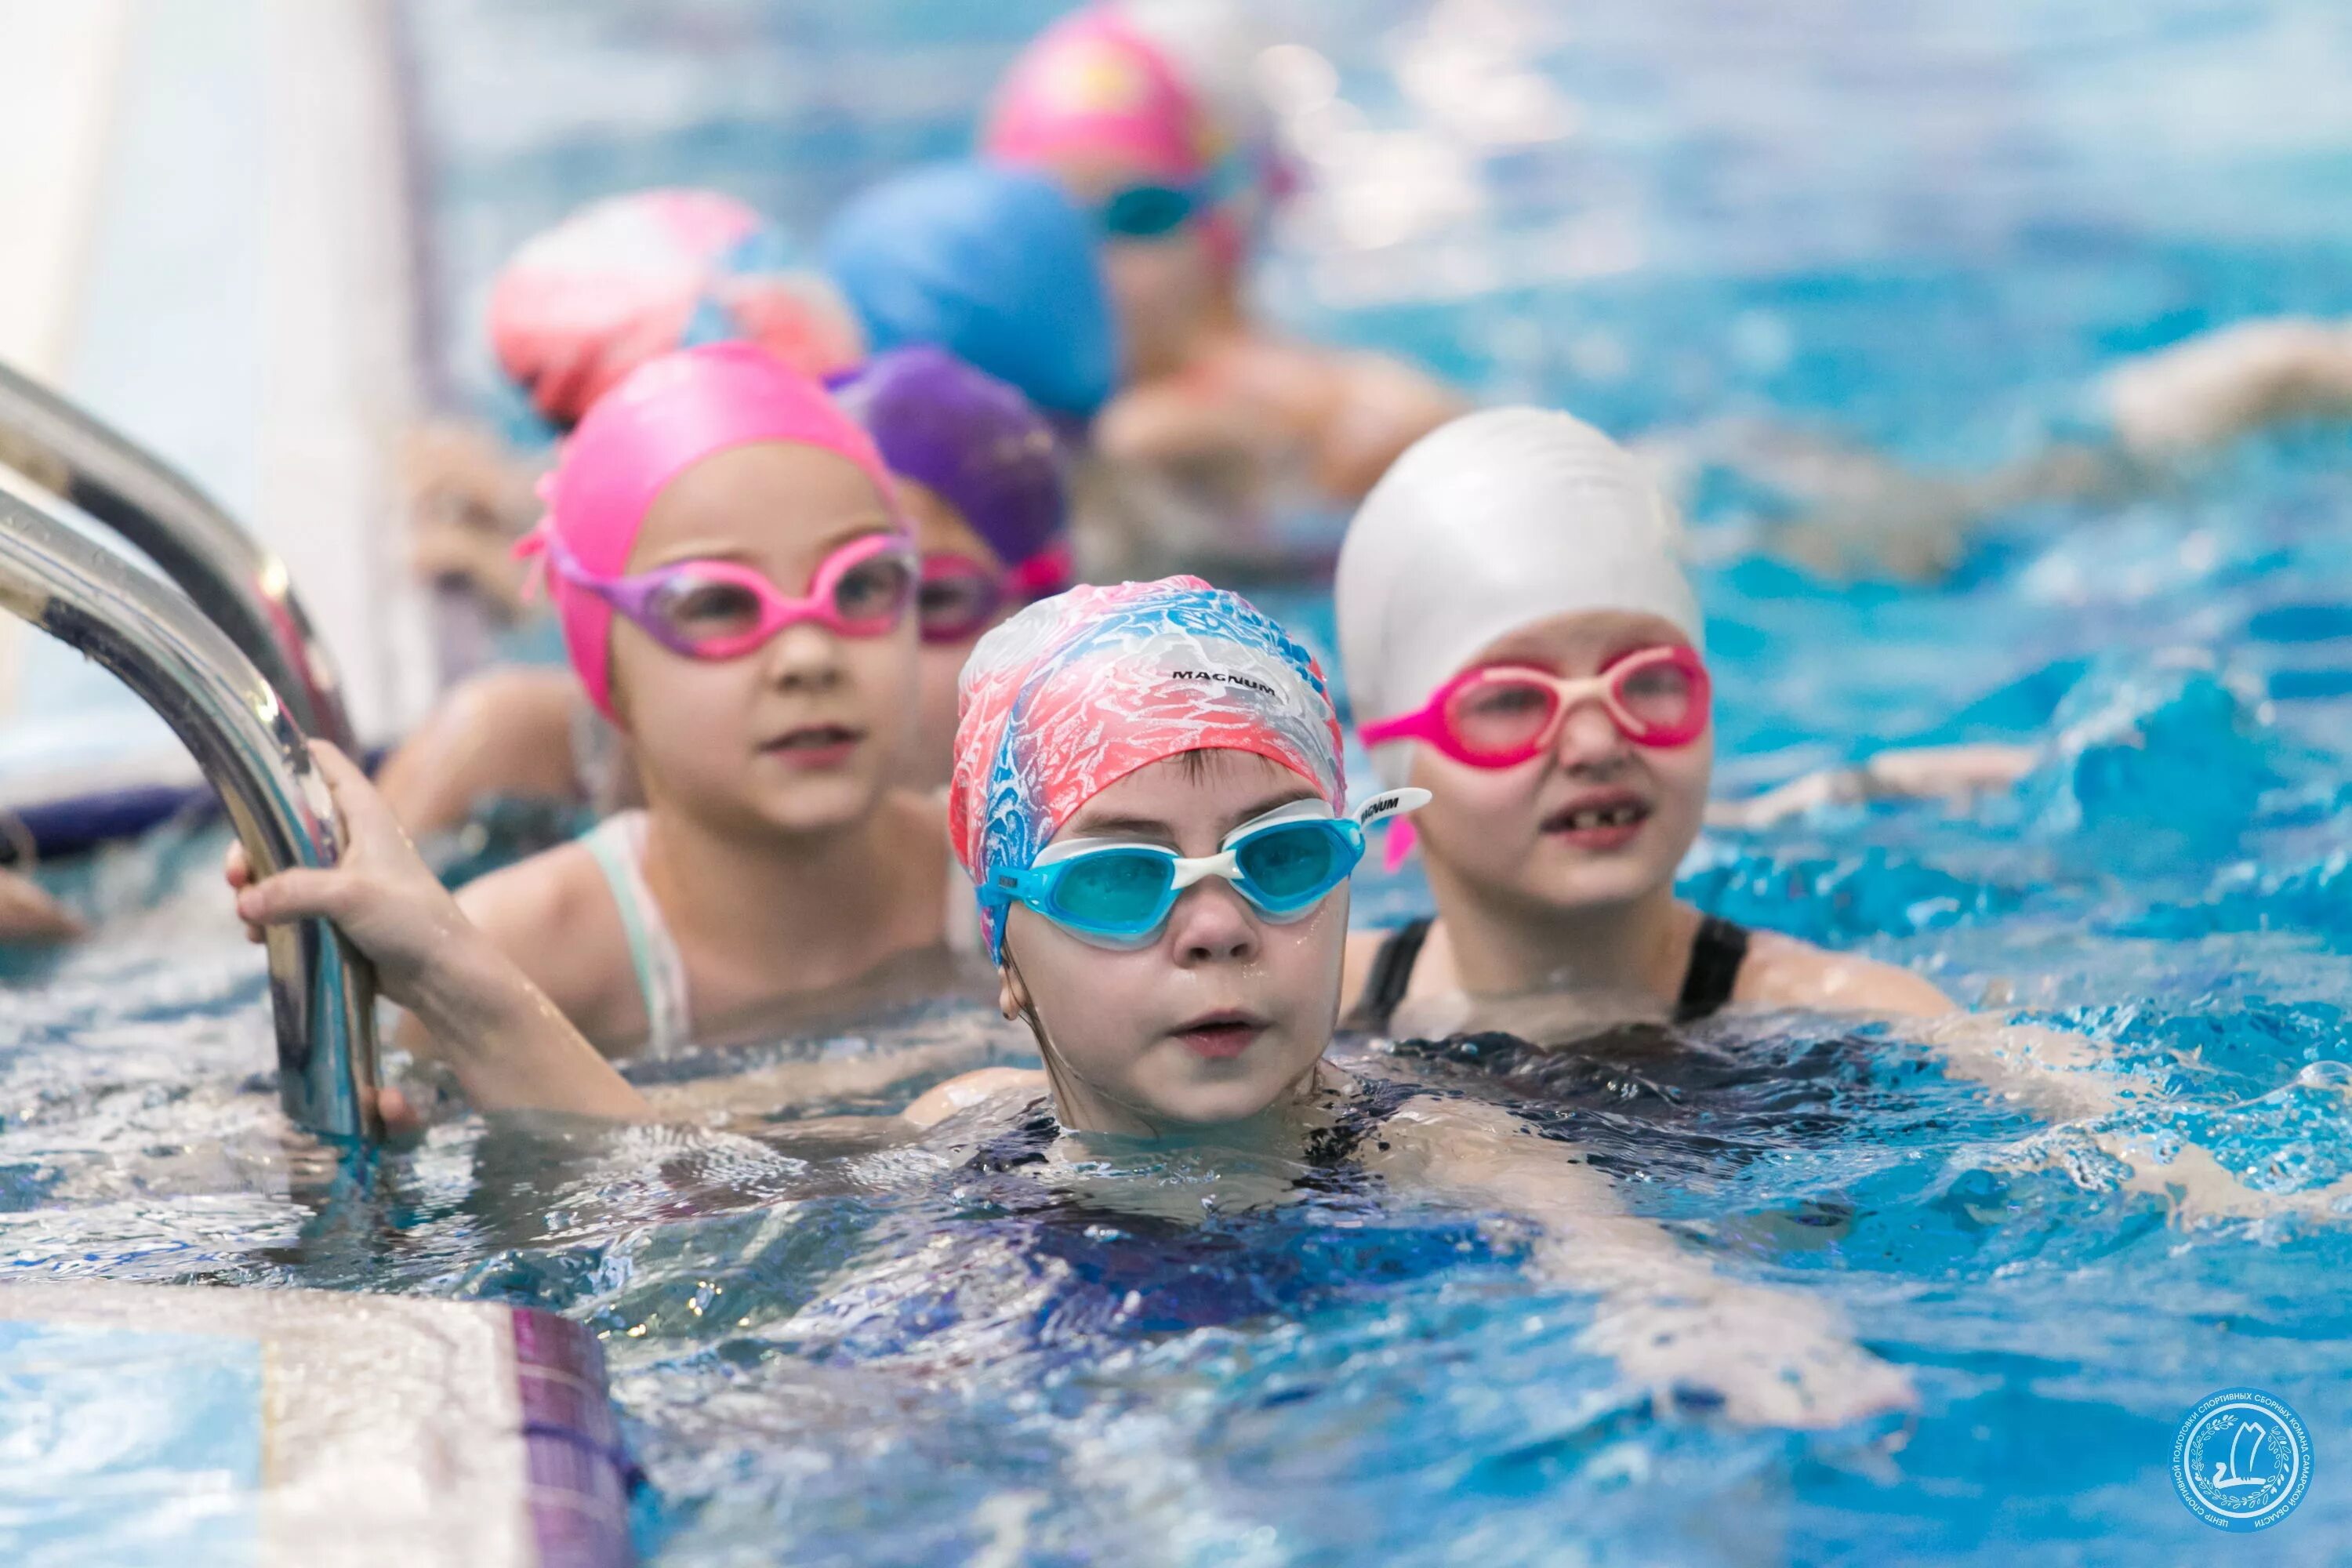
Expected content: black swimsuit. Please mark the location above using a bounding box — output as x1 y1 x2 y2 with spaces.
1348 914 1752 1036
968 1076 1427 1194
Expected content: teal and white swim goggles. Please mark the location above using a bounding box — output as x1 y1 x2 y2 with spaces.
982 789 1431 950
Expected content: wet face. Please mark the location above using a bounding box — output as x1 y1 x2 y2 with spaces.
1403 610 1712 916
900 479 1010 791
608 441 916 837
1000 751 1345 1134
1044 151 1225 384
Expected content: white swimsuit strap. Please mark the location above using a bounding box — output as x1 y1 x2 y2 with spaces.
579 811 695 1057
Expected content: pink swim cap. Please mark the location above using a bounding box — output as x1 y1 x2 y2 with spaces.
949 576 1345 959
489 189 864 428
983 8 1220 186
517 342 901 720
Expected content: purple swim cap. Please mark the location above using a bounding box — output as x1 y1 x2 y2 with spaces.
829 346 1069 587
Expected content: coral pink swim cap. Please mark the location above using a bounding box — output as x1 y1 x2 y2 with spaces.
488 189 863 429
517 342 900 720
949 575 1344 959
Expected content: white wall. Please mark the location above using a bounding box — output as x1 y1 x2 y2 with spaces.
0 0 430 801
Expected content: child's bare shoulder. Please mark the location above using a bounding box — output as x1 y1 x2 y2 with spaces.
1735 929 1954 1018
901 1067 1048 1130
455 843 634 1020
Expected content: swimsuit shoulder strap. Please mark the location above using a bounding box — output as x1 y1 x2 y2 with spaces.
1349 917 1434 1036
967 1098 1062 1173
1675 914 1751 1023
1298 1075 1425 1177
579 810 695 1056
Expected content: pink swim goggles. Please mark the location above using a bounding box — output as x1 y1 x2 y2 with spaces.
1360 646 1712 768
916 543 1074 646
541 530 917 660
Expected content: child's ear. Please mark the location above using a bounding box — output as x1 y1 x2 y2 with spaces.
997 957 1032 1023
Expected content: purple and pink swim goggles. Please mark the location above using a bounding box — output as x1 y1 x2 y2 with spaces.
516 342 905 719
538 529 920 662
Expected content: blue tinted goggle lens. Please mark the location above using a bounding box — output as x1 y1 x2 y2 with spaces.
1234 821 1345 909
1099 183 1200 239
1047 848 1176 928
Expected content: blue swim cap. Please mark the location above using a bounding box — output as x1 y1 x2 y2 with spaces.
822 162 1119 420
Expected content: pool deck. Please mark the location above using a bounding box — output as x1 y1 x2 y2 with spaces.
0 1276 635 1566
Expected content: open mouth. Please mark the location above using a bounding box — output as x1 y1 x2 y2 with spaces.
1541 794 1651 844
1171 1010 1267 1059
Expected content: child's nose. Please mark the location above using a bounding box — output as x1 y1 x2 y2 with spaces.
760 620 845 688
1552 697 1627 767
1168 879 1260 965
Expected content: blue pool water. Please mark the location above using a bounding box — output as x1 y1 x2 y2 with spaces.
11 0 2352 1561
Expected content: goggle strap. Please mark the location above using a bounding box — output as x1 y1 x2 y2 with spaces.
1005 542 1076 598
1353 787 1430 874
1352 786 1432 830
1382 817 1418 874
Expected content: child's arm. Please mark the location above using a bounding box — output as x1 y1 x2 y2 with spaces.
375 666 592 838
1706 742 2041 830
1731 936 2134 1123
2103 318 2352 456
1094 339 1464 505
1374 1094 1915 1429
1092 368 1313 477
1309 351 1468 501
0 869 84 945
228 743 653 1122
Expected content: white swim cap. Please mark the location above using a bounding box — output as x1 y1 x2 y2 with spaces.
1337 407 1704 786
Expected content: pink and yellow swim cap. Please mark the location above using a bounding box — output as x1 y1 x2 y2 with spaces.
982 7 1222 187
517 342 900 720
488 189 864 429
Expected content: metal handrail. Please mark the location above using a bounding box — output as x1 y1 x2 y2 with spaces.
0 487 381 1142
0 358 358 753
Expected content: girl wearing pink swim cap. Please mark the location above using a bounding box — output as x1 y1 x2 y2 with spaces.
234 579 1911 1431
394 343 970 1060
983 3 1465 575
382 343 1075 830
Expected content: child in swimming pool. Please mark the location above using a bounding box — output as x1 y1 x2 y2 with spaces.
1334 409 2120 1109
386 170 1109 835
828 347 1074 789
1674 315 2352 588
235 579 1913 1430
387 188 869 832
384 343 1074 829
977 3 1465 574
395 341 966 1058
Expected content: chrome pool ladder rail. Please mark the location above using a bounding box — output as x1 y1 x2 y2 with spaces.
0 358 358 753
0 485 381 1142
